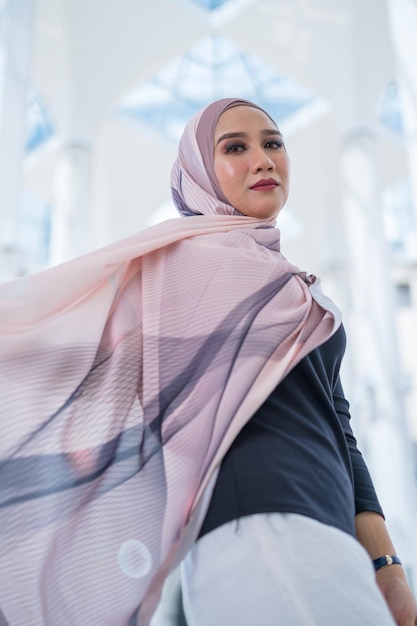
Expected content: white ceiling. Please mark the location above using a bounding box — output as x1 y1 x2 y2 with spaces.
22 0 410 269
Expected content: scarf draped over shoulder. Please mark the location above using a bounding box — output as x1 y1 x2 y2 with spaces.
0 99 340 625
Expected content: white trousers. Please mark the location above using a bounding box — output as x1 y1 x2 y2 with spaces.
181 513 396 626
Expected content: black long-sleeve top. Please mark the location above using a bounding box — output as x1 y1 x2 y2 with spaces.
199 324 383 539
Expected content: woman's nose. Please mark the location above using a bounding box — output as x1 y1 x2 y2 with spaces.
251 148 275 172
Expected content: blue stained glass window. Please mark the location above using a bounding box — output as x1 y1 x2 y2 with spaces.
26 92 55 153
377 81 404 136
383 178 417 261
188 0 230 9
117 34 317 143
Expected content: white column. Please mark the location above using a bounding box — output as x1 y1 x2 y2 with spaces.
334 0 417 588
0 0 34 280
341 131 417 586
385 0 417 588
50 140 92 265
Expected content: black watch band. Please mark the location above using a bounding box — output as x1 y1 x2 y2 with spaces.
372 555 402 571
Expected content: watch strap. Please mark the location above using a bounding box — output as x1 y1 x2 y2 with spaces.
372 555 402 571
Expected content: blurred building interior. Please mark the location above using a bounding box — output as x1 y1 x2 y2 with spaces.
1 0 417 623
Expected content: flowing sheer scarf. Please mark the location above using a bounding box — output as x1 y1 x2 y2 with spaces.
0 99 340 625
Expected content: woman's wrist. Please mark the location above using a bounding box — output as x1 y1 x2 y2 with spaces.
355 511 397 559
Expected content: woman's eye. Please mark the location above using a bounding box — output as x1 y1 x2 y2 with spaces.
225 143 246 153
265 140 284 149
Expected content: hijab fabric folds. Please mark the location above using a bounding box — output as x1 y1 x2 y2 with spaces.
0 99 340 625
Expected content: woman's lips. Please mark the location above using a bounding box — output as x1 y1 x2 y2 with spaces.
250 179 279 191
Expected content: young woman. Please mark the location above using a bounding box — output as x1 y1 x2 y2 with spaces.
177 99 417 626
0 98 416 626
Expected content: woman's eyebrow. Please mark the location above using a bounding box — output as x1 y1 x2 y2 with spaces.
261 129 284 139
215 131 247 146
215 129 283 146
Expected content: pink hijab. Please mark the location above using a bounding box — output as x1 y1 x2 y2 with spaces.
0 98 340 625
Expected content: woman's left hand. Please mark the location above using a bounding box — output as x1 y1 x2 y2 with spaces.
376 565 417 626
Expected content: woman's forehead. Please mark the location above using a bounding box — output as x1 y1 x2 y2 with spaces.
214 105 278 135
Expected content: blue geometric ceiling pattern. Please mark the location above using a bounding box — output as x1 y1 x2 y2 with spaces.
26 92 55 154
117 34 317 143
377 80 403 137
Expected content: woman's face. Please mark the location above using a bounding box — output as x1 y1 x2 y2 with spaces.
213 105 290 219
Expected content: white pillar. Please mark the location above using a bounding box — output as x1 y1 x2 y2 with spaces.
341 131 417 586
50 140 92 265
0 0 34 280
